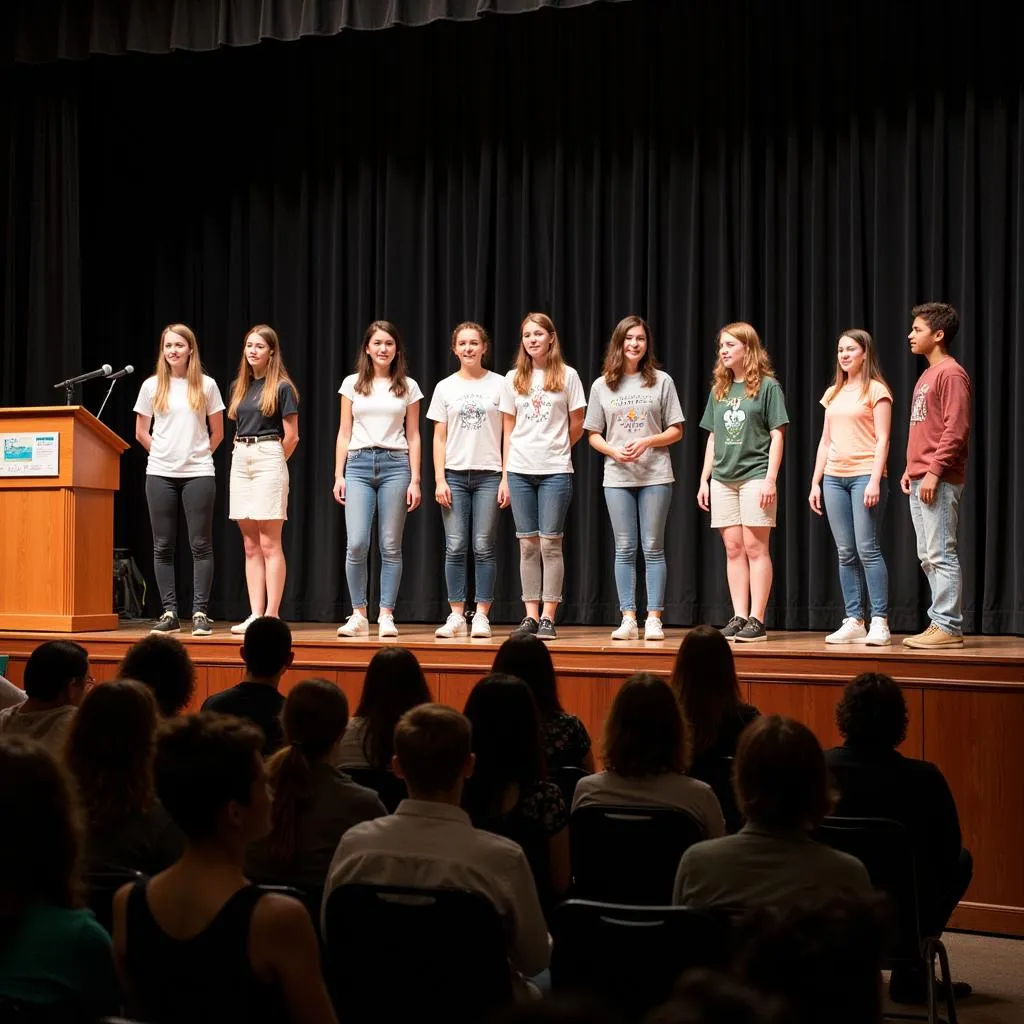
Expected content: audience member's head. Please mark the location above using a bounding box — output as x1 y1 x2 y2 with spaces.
670 626 742 756
734 716 832 831
462 673 545 819
649 970 782 1024
604 672 686 778
65 680 159 829
22 640 90 706
0 735 82 940
241 616 294 682
836 673 908 751
119 635 196 717
491 634 562 719
265 679 349 865
354 647 432 770
155 712 269 850
393 704 473 800
736 897 887 1024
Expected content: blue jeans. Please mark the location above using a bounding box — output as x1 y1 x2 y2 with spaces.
441 470 501 603
822 475 889 620
344 448 411 610
507 472 574 538
909 478 964 635
603 484 672 613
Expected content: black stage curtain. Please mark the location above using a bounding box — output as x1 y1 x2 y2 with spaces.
2 0 1023 634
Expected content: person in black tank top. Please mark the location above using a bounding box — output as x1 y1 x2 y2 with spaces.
112 713 336 1024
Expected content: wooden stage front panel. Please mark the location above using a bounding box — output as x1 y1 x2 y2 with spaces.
2 624 1023 937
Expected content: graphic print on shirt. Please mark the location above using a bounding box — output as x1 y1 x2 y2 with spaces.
910 383 929 423
522 385 554 423
610 391 655 434
457 394 490 431
723 398 746 445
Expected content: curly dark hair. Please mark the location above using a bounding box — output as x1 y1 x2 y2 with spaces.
835 673 908 750
911 302 960 345
119 635 196 716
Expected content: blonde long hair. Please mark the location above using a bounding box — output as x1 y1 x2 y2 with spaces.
822 328 889 405
227 325 300 420
512 312 566 394
711 321 775 401
152 324 206 414
602 315 659 390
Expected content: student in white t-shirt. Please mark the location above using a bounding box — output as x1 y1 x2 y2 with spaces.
584 316 684 641
333 321 423 639
499 313 586 641
133 324 225 637
427 322 510 640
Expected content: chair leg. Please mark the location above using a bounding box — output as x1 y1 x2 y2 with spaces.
933 939 959 1024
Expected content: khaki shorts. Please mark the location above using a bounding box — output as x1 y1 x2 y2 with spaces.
229 440 289 521
710 478 777 528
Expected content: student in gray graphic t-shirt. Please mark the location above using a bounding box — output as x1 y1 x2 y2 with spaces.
585 316 684 642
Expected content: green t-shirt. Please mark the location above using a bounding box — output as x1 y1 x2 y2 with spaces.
699 377 789 482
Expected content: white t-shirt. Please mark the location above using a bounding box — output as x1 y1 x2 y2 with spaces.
499 367 587 475
426 371 505 472
133 375 225 478
339 374 424 451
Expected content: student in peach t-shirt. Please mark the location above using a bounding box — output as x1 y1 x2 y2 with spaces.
809 331 893 646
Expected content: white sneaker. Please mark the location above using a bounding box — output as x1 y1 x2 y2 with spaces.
470 612 492 639
337 612 369 637
611 616 639 640
230 613 258 635
865 617 892 646
825 618 867 644
435 612 468 638
644 617 665 640
378 614 399 638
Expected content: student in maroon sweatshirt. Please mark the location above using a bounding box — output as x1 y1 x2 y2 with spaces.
899 303 971 648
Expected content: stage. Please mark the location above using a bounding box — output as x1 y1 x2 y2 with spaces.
2 623 1023 937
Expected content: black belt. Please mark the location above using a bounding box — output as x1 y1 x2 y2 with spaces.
235 436 282 445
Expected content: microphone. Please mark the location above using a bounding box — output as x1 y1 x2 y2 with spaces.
54 364 113 389
105 365 135 381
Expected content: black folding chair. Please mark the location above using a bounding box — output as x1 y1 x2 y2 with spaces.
817 816 959 1024
253 880 323 931
551 899 731 1021
570 804 705 905
342 766 408 813
549 765 589 808
84 869 146 935
322 883 514 1023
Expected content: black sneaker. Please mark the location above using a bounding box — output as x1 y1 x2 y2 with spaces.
719 615 748 640
150 611 180 635
537 617 558 640
510 616 540 638
191 612 212 637
733 616 767 643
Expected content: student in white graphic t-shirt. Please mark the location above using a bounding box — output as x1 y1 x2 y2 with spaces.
427 322 511 640
499 313 586 642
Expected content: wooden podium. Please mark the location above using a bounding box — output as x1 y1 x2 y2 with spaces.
0 407 129 631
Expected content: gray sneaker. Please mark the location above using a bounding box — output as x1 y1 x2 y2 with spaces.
719 615 748 640
151 611 181 635
734 616 768 643
536 617 558 640
191 613 213 637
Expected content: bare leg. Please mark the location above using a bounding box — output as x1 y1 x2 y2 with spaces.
258 520 286 618
238 519 267 616
743 525 774 622
720 525 750 618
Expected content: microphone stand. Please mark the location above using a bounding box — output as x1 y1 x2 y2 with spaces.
64 383 75 406
96 378 119 422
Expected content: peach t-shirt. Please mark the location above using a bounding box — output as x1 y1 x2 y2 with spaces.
821 379 893 477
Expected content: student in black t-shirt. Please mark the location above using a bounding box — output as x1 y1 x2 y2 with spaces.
225 325 300 635
202 617 294 755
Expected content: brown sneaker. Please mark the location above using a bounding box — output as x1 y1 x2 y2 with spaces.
902 624 965 649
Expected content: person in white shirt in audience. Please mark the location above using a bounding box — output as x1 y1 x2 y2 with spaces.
322 704 551 990
0 673 26 711
572 673 725 837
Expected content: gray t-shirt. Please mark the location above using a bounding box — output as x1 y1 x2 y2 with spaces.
584 371 685 487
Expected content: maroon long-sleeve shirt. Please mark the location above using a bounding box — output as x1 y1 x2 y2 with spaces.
905 357 971 484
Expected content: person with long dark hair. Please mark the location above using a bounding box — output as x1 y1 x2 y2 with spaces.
334 321 423 638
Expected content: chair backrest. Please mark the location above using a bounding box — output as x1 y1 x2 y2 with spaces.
570 804 705 905
551 899 731 1019
84 869 146 935
253 882 323 930
323 883 513 1022
342 767 408 813
550 765 589 808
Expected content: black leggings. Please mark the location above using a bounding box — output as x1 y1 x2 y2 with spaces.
145 475 216 615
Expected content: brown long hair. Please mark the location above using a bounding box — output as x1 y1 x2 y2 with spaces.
603 673 688 777
711 322 775 401
670 626 742 759
512 312 567 394
152 323 207 414
602 315 659 390
227 324 300 420
822 329 890 405
353 320 410 397
355 648 433 770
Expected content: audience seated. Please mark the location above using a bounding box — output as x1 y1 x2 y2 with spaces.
112 713 336 1024
247 678 387 889
673 716 871 910
0 640 90 757
118 634 196 716
463 673 571 909
66 680 184 877
201 617 294 755
573 673 725 838
648 970 782 1024
323 704 550 990
0 735 120 1016
336 646 432 768
492 635 595 771
825 672 974 1003
0 673 26 711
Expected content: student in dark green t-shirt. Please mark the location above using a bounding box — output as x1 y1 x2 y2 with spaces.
697 323 789 643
